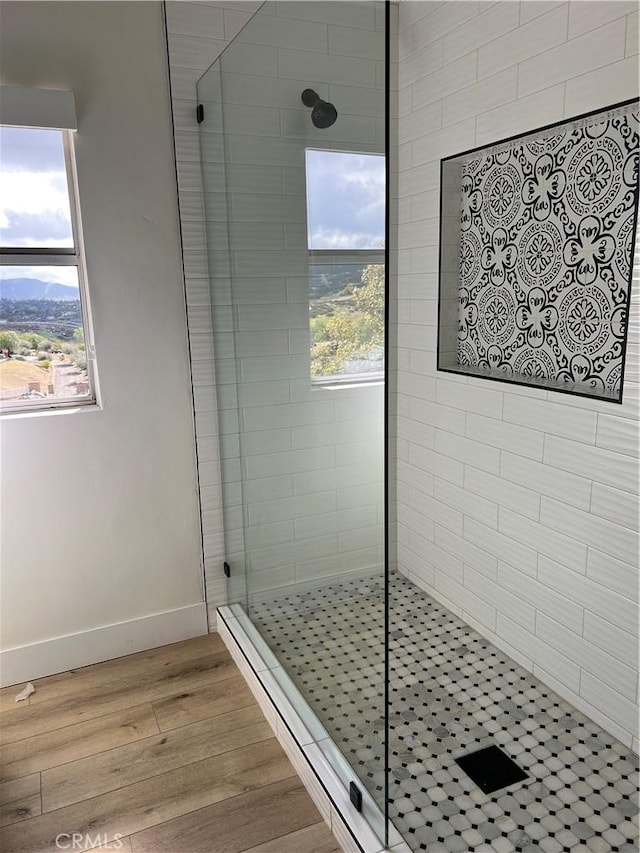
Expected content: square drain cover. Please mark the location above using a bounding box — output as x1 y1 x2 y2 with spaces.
455 745 527 794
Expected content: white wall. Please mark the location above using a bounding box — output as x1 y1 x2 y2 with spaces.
0 1 206 683
397 0 639 750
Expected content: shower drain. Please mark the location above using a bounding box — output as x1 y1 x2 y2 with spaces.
455 744 528 795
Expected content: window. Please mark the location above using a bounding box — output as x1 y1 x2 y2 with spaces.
0 125 95 412
305 149 385 383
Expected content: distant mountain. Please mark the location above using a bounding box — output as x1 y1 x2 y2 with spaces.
0 278 80 301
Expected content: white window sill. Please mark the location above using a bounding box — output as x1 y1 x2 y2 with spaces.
312 374 384 391
0 398 101 419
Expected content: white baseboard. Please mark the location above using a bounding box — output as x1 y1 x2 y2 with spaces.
0 602 208 687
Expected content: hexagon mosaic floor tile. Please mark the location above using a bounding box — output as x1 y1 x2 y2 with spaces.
251 572 639 853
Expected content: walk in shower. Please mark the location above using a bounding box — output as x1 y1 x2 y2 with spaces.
196 3 639 851
197 0 390 842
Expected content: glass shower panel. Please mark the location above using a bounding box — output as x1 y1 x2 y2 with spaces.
198 0 388 843
197 61 248 609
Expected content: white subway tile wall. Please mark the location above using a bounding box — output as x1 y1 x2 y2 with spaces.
397 0 639 747
166 1 386 628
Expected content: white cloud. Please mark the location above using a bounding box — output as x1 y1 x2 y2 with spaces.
341 166 385 194
342 168 385 221
0 169 72 246
306 150 385 247
310 227 383 250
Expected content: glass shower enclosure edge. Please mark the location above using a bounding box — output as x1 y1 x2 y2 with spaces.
196 60 248 610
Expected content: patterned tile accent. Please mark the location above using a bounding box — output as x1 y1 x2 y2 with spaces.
251 573 639 853
454 102 639 400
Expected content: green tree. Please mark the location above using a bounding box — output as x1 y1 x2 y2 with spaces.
0 331 19 352
20 332 45 350
354 263 385 339
310 263 384 377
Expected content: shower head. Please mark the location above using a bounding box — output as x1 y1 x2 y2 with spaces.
301 88 338 129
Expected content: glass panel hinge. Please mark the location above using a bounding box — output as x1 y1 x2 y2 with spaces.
349 781 362 812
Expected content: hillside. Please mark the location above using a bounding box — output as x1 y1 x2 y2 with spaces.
0 278 80 301
0 359 51 390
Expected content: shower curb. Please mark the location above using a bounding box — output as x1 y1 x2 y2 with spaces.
217 606 410 853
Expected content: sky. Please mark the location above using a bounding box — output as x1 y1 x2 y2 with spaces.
0 129 386 287
305 149 385 250
0 126 77 287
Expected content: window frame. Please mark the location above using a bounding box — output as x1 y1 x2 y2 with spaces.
0 128 97 414
304 148 386 387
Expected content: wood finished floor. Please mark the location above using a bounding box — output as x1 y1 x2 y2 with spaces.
0 634 341 853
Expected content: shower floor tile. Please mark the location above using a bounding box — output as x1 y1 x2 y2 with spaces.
250 573 639 853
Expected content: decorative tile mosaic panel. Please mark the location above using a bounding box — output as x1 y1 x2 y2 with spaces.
454 101 639 401
251 573 639 853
